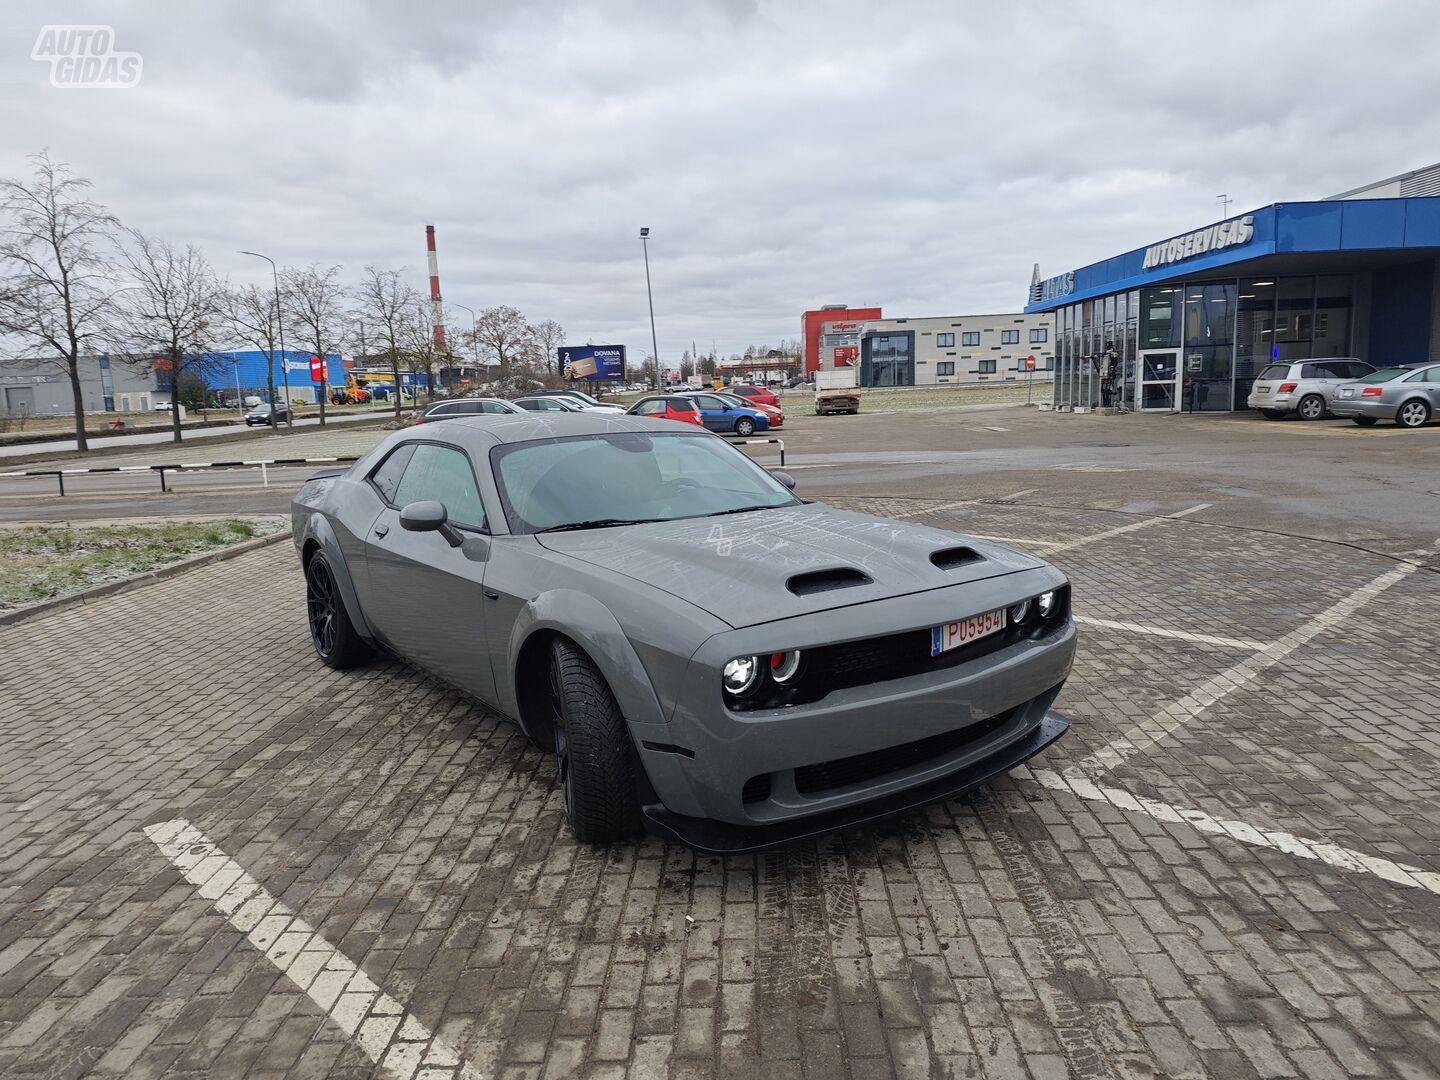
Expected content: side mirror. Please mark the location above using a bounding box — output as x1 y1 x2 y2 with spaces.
400 500 464 547
771 470 797 491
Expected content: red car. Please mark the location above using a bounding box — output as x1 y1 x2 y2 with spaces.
726 383 780 408
627 395 704 426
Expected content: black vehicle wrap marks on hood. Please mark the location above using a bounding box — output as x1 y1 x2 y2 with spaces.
535 502 1045 629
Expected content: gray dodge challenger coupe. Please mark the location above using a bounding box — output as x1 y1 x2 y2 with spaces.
292 414 1075 853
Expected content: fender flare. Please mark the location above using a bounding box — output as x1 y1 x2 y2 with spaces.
297 512 376 641
505 588 669 742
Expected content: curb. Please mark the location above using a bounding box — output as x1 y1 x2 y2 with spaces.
0 528 293 628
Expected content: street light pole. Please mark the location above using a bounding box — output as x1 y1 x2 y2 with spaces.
453 303 478 383
238 250 291 429
640 228 659 389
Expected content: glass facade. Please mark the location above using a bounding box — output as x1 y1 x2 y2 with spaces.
1049 275 1352 412
860 332 914 387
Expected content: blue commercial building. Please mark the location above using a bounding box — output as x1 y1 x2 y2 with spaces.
1025 163 1440 412
196 350 343 404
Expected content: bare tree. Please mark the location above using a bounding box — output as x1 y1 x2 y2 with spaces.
473 305 534 386
354 266 419 420
224 283 286 428
402 297 443 402
110 230 224 443
532 317 565 380
0 151 120 451
282 264 345 426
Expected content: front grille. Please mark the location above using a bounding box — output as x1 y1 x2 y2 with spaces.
793 710 1014 795
741 773 772 804
728 585 1069 713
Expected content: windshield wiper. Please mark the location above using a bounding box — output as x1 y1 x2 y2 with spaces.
535 518 666 534
702 505 775 519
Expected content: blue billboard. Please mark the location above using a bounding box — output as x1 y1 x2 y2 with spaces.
559 344 625 381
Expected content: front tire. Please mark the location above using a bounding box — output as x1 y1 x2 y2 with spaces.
548 639 642 844
305 553 372 669
1397 400 1431 428
1297 394 1326 421
734 417 758 437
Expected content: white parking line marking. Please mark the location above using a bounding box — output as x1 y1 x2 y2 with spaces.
144 819 483 1080
891 488 1041 520
1039 504 1210 554
1165 502 1211 518
1073 616 1266 651
1069 561 1418 778
1022 767 1440 897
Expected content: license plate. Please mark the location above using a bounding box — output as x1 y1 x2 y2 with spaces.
1340 388 1354 398
1254 384 1271 394
931 608 1006 656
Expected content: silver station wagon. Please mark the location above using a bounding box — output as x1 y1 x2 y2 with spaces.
1246 358 1374 420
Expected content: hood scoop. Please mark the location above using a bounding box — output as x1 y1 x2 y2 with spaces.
930 546 984 571
786 567 873 596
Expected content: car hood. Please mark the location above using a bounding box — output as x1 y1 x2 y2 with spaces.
536 502 1047 629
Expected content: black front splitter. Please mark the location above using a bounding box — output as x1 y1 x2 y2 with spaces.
639 710 1069 856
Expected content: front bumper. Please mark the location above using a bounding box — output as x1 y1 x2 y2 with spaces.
1328 397 1389 419
641 709 1069 854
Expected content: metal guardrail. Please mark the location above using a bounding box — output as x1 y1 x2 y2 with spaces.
729 437 784 465
0 457 360 496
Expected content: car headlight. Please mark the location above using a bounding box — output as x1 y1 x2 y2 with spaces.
722 656 761 696
769 650 802 683
1007 598 1031 624
1037 590 1058 618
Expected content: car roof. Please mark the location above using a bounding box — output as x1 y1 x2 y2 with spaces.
427 412 697 447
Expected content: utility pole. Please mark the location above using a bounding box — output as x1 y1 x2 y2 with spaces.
238 250 292 428
1217 193 1231 218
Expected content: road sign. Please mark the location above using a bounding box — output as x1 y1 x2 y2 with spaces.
1025 355 1037 371
309 356 325 382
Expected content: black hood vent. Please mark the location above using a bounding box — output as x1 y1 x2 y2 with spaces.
930 546 983 571
786 567 873 596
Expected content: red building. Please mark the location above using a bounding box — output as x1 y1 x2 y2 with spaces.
801 304 882 375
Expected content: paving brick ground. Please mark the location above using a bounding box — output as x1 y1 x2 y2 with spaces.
0 495 1437 1078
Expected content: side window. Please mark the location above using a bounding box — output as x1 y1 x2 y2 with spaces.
669 398 696 412
635 399 664 415
392 443 487 529
479 401 504 414
1300 364 1322 380
1319 362 1349 378
1419 367 1440 383
369 444 417 504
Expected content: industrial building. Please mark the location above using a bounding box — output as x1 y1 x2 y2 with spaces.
1025 162 1440 412
801 304 882 375
852 312 1054 387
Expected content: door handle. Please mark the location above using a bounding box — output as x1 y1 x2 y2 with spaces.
374 524 389 538
483 589 499 600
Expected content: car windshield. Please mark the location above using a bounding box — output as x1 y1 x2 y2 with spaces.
1356 367 1411 383
491 431 799 534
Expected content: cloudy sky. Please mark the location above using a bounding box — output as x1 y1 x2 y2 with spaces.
2 0 1437 360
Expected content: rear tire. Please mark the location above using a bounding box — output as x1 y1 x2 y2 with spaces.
305 553 372 669
1352 416 1378 426
734 417 757 437
1297 394 1326 421
1396 400 1431 428
548 639 642 844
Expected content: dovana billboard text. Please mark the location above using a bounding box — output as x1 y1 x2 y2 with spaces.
559 345 625 380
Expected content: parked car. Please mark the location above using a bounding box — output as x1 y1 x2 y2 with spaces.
513 396 584 413
526 389 625 413
679 392 770 436
626 395 704 426
244 402 290 426
153 400 173 411
1329 363 1440 428
414 398 523 425
292 414 1074 852
726 383 781 408
713 391 783 429
1245 358 1373 420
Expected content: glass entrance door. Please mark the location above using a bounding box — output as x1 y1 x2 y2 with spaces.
1137 349 1180 411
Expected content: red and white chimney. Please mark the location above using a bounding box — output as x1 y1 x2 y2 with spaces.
425 225 446 352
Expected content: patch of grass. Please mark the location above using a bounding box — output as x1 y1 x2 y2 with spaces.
0 518 285 610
